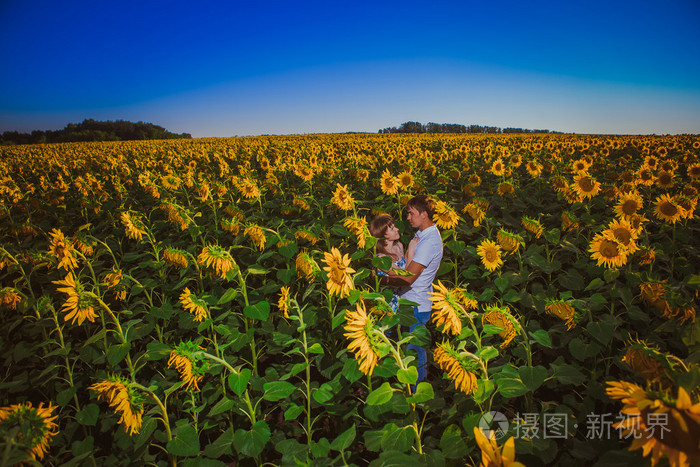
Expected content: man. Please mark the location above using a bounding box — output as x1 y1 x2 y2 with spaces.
380 195 443 382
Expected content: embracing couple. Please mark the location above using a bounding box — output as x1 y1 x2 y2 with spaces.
369 195 444 383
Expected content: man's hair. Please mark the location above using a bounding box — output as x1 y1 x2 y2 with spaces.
406 195 437 218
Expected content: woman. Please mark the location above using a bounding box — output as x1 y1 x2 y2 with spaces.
369 214 417 311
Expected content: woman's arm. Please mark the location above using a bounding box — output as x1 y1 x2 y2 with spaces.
380 260 425 287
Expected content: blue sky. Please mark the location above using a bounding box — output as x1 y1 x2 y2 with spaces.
1 0 699 137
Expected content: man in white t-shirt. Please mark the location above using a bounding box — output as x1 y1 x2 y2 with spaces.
380 195 443 382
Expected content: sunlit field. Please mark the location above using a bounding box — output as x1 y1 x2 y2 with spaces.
1 133 699 466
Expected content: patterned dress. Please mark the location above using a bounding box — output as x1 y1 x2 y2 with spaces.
377 256 406 312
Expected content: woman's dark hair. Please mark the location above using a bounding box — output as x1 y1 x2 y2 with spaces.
369 214 397 259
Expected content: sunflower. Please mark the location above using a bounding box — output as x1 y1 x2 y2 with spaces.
238 177 261 199
168 342 209 391
89 376 144 435
293 197 311 211
521 216 543 238
428 281 465 336
343 216 369 248
344 301 382 376
655 170 675 189
244 224 267 250
606 382 700 467
561 211 579 232
621 341 674 389
397 170 414 190
496 229 522 255
643 155 659 170
433 201 460 229
198 245 237 279
48 228 78 270
498 181 515 196
322 248 355 298
120 212 147 240
160 202 190 231
572 174 601 199
525 160 543 178
434 341 480 395
636 168 656 186
654 193 685 224
675 195 697 220
636 246 657 266
296 251 319 283
295 229 320 245
163 247 189 269
0 287 22 310
224 205 245 221
572 158 590 174
278 286 290 318
509 154 523 168
482 305 519 348
615 191 643 219
687 163 700 179
490 158 506 176
640 281 667 306
0 401 59 461
473 427 526 467
464 203 486 227
221 217 240 235
52 273 97 326
605 218 639 254
331 183 355 211
179 288 208 322
72 235 95 257
545 299 577 330
477 239 503 272
589 231 628 269
469 173 482 186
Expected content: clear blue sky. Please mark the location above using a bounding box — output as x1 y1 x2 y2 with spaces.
1 0 699 137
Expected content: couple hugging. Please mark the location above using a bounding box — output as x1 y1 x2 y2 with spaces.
369 195 444 382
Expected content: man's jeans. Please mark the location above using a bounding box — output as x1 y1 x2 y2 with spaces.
407 307 431 382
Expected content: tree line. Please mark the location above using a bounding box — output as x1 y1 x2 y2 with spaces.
378 121 559 134
1 119 192 145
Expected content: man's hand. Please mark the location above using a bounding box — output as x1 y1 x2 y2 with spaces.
380 261 425 287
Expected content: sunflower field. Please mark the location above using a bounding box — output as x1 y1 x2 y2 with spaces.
1 133 699 466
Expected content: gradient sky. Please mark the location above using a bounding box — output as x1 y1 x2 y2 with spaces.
1 0 699 137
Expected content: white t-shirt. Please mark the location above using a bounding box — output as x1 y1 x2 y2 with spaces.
399 224 443 313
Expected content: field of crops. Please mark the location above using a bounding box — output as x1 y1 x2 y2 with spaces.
1 133 699 466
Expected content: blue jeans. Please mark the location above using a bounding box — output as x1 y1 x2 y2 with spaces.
407 307 431 382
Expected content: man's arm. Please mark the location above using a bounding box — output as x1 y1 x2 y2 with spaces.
380 261 425 287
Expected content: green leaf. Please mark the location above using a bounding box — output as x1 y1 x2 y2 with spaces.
529 330 552 348
57 386 79 407
569 338 602 361
558 269 584 291
76 403 99 426
312 383 334 404
284 403 304 421
263 380 297 401
544 228 560 245
550 363 586 386
381 423 414 452
366 382 394 405
482 324 505 336
462 265 480 280
330 423 356 452
397 367 418 385
246 265 268 275
440 424 468 459
209 396 235 416
228 368 251 396
146 342 172 360
342 357 363 383
473 379 495 405
406 382 434 403
106 343 131 366
243 301 270 320
603 268 620 282
217 288 238 305
332 308 347 330
233 421 270 458
446 240 466 255
493 365 528 398
494 277 509 293
307 342 324 354
518 365 547 391
276 268 295 284
587 319 615 346
476 346 498 362
372 256 393 270
310 438 330 459
203 427 234 458
502 289 521 302
585 278 605 291
166 425 200 457
478 287 495 301
278 241 298 259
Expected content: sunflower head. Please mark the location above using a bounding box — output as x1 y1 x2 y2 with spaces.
434 341 480 395
0 401 59 461
477 239 503 272
496 229 522 255
482 305 519 348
